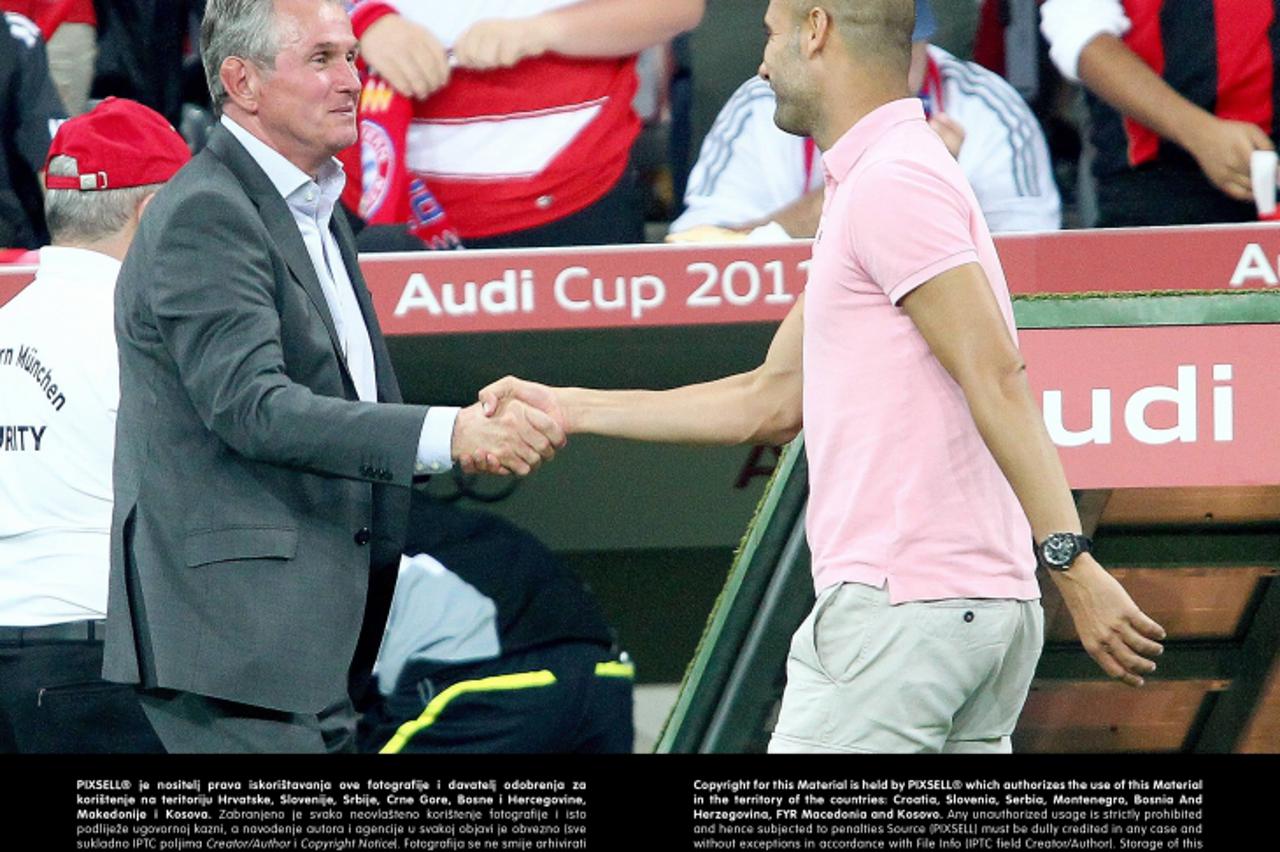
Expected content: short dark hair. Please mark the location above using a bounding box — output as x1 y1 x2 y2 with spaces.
795 0 914 76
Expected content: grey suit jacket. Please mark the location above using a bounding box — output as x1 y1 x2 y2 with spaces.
104 126 427 714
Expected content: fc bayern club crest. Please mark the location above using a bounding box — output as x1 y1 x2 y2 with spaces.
359 119 395 219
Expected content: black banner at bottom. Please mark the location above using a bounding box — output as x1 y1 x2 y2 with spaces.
3 754 1267 850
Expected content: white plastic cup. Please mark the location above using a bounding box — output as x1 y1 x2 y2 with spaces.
1250 149 1278 219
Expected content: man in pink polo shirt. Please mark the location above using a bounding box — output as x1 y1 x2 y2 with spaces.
473 0 1165 753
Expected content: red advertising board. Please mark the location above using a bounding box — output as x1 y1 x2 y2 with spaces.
1022 324 1280 489
996 221 1280 294
4 222 1280 321
0 264 34 307
3 229 1277 490
366 244 809 334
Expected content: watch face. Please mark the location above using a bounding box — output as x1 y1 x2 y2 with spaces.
1042 534 1078 567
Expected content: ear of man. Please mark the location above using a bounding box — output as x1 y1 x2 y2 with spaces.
800 6 835 59
136 192 158 223
797 0 913 75
220 56 262 114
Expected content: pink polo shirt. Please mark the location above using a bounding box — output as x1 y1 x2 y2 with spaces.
803 98 1038 604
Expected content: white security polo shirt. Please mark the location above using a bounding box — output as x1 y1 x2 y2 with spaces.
0 246 119 625
673 46 1061 235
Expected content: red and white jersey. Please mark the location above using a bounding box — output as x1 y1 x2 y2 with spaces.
347 1 640 239
0 1 95 39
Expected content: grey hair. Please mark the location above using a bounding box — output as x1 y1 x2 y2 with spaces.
200 0 283 115
200 0 347 115
44 156 159 244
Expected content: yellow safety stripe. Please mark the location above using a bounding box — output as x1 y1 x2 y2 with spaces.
594 660 635 679
379 670 558 755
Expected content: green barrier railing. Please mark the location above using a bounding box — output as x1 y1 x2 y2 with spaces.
655 435 810 754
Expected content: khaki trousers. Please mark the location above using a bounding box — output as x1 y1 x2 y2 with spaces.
769 581 1043 754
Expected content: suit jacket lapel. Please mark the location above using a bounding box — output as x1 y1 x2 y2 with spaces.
204 127 356 392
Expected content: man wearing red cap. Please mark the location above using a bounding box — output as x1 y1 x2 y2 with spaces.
103 0 564 753
0 97 189 753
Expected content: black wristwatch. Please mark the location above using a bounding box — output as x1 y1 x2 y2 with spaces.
1035 533 1093 571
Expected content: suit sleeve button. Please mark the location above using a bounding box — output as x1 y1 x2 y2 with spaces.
354 527 371 546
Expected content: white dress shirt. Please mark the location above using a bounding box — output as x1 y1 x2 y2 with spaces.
0 247 120 625
222 116 456 473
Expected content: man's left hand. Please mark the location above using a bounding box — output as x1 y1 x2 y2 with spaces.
928 113 966 160
1052 555 1166 687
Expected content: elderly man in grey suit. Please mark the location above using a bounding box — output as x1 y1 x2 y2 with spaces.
103 0 564 753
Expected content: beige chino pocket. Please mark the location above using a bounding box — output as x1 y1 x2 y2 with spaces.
811 582 886 683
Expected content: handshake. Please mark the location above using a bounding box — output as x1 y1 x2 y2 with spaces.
449 377 568 476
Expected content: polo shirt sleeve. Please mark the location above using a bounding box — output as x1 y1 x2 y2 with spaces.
846 158 979 305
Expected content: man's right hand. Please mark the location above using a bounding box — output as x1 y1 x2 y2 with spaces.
360 15 451 99
1184 114 1275 203
464 377 570 474
451 398 564 476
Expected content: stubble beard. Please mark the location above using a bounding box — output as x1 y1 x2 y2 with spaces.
772 89 816 139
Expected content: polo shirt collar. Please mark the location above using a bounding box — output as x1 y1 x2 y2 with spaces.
822 97 925 182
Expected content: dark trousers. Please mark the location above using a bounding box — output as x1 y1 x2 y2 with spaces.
360 642 634 754
1095 164 1257 227
137 690 358 754
0 627 164 753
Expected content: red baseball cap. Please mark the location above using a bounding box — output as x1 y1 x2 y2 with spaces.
44 97 191 191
